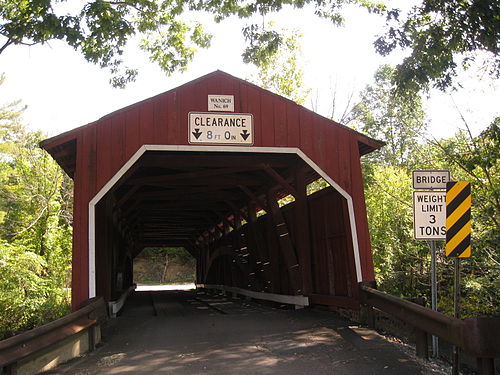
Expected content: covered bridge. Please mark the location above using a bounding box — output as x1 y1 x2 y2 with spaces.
41 71 383 311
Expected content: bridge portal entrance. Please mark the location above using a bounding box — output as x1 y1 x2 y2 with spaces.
41 71 383 311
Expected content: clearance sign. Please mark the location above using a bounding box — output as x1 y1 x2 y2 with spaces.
188 112 254 145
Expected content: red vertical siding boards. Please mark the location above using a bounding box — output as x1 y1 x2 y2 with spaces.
84 126 97 201
307 189 357 297
329 193 349 297
238 81 248 113
177 88 189 146
286 102 300 147
124 108 141 161
153 95 168 144
265 215 281 293
218 75 235 100
349 140 375 282
312 117 326 174
72 126 96 308
273 97 287 147
139 100 155 145
166 91 178 145
192 81 208 113
71 133 85 310
111 112 126 174
245 85 262 146
299 109 313 157
324 125 340 187
232 81 242 113
260 91 275 147
309 197 328 295
337 130 352 193
221 74 234 92
205 73 222 97
95 118 112 191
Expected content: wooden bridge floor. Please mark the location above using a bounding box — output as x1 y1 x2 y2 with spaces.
45 290 430 374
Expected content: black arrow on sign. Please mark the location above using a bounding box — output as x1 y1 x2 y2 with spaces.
192 128 202 139
240 130 250 141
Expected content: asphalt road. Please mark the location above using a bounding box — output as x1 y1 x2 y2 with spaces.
45 290 435 375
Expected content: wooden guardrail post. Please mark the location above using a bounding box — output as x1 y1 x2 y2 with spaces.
4 362 17 375
476 357 495 375
411 297 429 360
415 329 429 359
462 316 500 375
88 325 96 352
358 281 376 329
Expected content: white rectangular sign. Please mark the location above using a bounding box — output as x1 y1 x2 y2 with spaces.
208 95 234 112
413 170 450 190
413 191 446 240
188 112 253 145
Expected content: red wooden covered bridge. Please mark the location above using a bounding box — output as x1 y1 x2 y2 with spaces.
41 71 383 312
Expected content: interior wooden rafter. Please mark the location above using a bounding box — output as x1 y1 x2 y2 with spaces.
101 151 318 257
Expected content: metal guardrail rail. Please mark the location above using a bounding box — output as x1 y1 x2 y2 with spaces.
0 296 107 375
359 284 499 375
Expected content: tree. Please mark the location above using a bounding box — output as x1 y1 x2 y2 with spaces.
375 0 500 94
3 1 495 92
0 81 73 336
351 64 427 168
431 119 499 316
1 1 380 88
363 164 431 298
332 65 429 300
249 24 310 105
0 0 212 87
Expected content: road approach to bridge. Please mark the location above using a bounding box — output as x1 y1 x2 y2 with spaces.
46 289 436 375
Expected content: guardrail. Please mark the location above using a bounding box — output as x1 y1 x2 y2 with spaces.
359 284 499 375
0 296 107 375
109 285 136 317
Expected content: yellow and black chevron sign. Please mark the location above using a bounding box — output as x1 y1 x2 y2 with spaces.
446 181 471 258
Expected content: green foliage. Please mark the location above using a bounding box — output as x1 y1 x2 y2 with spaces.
0 243 70 336
140 247 195 266
430 119 499 316
135 247 195 285
2 0 495 94
356 66 498 317
3 0 493 91
351 64 427 167
0 82 72 337
364 164 430 298
375 0 500 94
0 0 383 87
0 0 212 87
249 23 310 105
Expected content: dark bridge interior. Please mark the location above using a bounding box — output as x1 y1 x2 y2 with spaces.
95 150 358 307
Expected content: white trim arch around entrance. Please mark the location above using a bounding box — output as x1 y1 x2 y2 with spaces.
88 145 363 298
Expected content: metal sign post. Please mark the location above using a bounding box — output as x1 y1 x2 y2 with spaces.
412 170 450 359
430 240 438 358
452 258 461 375
445 181 471 375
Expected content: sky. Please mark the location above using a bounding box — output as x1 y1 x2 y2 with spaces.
1 3 498 140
